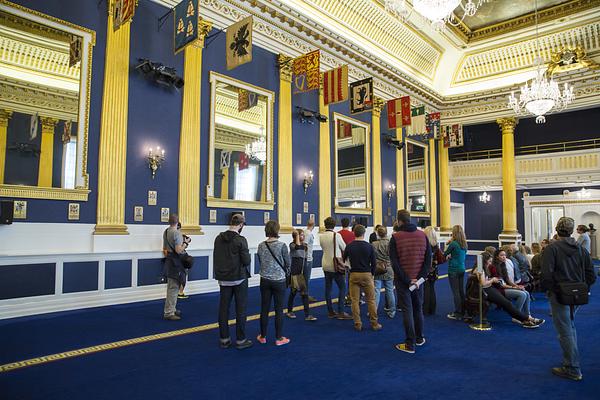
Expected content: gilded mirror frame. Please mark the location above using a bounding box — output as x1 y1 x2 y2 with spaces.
0 0 95 201
405 137 430 217
206 71 275 210
333 113 372 215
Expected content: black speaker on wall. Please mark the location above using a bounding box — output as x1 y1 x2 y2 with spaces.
0 200 14 225
356 216 368 227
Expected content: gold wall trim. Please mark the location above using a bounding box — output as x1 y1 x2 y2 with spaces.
334 206 373 215
371 97 384 225
277 54 293 233
438 139 451 232
318 80 331 231
428 137 438 227
0 184 89 201
529 200 600 205
497 117 519 235
405 137 430 218
0 109 11 184
395 127 405 212
206 197 275 210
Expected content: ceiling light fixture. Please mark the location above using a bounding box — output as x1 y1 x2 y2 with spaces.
245 136 267 165
384 0 486 31
479 191 491 203
508 0 574 124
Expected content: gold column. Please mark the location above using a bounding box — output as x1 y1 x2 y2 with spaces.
497 117 519 234
395 128 405 212
428 137 438 227
318 77 331 231
371 97 384 225
37 117 59 187
0 110 12 184
94 8 132 235
277 54 293 233
438 139 451 232
220 168 229 199
177 21 212 235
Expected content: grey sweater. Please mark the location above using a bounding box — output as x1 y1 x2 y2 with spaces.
257 240 290 281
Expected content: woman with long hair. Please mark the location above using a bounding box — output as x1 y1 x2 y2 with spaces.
444 225 468 320
490 249 533 321
286 229 317 321
372 225 396 318
423 226 442 315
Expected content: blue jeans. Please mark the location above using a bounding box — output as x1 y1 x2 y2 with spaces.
549 292 581 375
324 271 346 314
504 289 530 316
304 260 313 293
374 279 396 316
448 272 465 316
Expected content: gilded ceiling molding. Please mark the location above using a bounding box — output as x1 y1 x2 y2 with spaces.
547 44 599 76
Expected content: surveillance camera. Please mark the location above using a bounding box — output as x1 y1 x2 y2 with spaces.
315 113 328 123
384 135 405 150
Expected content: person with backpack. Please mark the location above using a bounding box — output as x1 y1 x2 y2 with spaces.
257 220 292 346
286 229 317 321
541 217 596 381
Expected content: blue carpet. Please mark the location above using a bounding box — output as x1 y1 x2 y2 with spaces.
1 256 599 399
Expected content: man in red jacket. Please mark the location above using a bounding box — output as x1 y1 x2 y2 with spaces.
389 209 431 354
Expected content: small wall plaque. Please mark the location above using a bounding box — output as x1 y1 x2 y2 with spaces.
68 203 80 220
13 200 27 219
209 209 217 223
264 212 270 224
303 201 309 213
161 207 170 222
148 190 157 206
309 213 315 224
134 206 144 222
296 213 302 225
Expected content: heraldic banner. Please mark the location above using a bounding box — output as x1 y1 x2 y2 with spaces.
350 77 373 114
323 65 348 105
387 96 411 129
174 0 200 54
113 0 137 31
442 124 464 148
226 16 253 70
293 50 320 93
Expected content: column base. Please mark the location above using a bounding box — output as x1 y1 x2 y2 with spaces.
93 224 129 235
181 225 204 235
279 225 295 234
498 232 522 246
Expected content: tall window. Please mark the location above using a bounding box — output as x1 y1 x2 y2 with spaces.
62 138 77 189
235 164 258 201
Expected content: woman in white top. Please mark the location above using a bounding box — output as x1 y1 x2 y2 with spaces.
577 225 591 254
318 217 352 320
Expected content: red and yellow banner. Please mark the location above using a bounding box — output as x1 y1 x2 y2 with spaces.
323 65 348 105
293 50 320 93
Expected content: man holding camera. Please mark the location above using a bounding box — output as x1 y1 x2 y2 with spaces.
541 216 595 381
214 214 253 350
163 214 187 321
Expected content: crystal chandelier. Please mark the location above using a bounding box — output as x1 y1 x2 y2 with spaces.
479 191 491 203
245 136 266 165
577 187 591 199
507 0 574 124
384 0 486 31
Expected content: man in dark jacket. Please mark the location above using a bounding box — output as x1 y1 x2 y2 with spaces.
389 210 432 354
541 216 595 381
214 213 252 349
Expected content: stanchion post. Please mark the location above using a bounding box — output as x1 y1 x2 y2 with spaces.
470 253 491 331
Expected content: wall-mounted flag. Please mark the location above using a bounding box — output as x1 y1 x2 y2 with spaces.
29 113 38 140
220 150 231 170
442 124 464 148
350 77 373 114
238 89 258 112
293 50 320 93
323 65 348 105
238 152 249 170
113 0 137 31
337 120 352 139
426 112 441 139
387 96 412 129
69 35 82 68
62 120 72 144
406 106 426 136
226 16 253 70
174 0 200 54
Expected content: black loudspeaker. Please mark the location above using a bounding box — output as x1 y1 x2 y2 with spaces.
0 200 14 225
356 216 368 227
418 218 430 229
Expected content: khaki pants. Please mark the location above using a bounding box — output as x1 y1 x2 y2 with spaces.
349 272 378 328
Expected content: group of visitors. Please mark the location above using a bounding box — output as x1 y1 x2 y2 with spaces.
161 211 596 381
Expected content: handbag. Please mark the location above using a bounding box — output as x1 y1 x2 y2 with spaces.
555 246 589 318
264 241 291 288
374 259 388 276
434 246 445 265
332 231 347 274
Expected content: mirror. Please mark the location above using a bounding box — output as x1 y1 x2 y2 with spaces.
531 206 564 243
405 138 429 215
334 113 371 214
0 3 94 201
207 71 274 209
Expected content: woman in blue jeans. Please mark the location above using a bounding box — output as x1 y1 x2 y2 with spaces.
444 225 467 321
372 226 396 318
491 249 532 318
256 220 291 346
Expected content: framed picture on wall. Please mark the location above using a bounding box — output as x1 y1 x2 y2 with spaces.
68 203 80 220
264 212 270 224
160 207 170 223
209 209 217 223
148 191 157 206
13 201 27 219
134 206 143 222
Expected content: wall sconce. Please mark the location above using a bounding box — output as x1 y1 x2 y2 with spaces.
147 146 165 179
386 184 396 202
479 191 491 203
303 170 313 194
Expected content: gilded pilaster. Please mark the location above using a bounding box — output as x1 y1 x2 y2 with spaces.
94 6 132 235
371 97 384 225
220 168 229 200
177 20 212 235
428 137 438 227
318 76 331 231
0 110 13 184
497 117 519 235
438 139 451 232
278 54 293 232
395 128 405 212
37 117 58 187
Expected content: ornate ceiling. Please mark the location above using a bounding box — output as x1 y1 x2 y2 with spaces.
156 0 600 124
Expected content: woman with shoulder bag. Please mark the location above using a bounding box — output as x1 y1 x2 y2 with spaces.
423 227 443 315
372 226 396 318
257 220 291 346
319 217 353 320
287 229 317 321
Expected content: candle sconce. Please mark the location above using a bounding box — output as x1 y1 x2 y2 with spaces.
147 146 165 179
386 184 396 202
303 170 313 194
